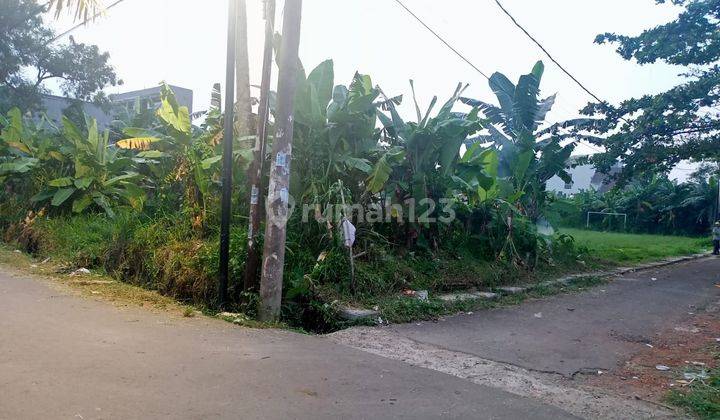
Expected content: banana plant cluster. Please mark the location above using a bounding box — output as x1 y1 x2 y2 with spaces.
1 60 582 265
459 61 581 222
359 61 584 260
31 116 144 217
0 84 224 221
116 84 223 227
0 109 41 184
369 81 485 221
290 60 384 205
0 107 144 218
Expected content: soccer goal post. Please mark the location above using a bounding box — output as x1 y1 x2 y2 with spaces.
586 211 628 230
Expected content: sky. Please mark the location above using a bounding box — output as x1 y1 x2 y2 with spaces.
48 0 688 159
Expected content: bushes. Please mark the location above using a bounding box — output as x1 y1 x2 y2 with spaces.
34 212 139 267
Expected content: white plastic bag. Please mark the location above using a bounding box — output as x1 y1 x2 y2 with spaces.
341 219 356 248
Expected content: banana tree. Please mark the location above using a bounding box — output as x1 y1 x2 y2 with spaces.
0 108 75 196
290 60 383 205
460 61 579 222
451 143 500 206
31 115 144 217
369 82 483 203
0 109 40 183
367 81 484 247
116 84 222 228
450 61 588 266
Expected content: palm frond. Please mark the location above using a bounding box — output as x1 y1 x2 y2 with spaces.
47 0 105 22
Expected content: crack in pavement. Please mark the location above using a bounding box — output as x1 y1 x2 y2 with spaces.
328 327 675 420
401 333 611 380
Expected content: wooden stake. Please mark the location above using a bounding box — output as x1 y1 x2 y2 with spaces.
338 180 356 294
258 0 302 322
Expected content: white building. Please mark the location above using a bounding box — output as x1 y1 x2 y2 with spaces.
546 157 622 195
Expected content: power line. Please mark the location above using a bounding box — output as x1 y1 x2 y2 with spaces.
556 125 605 154
394 0 609 155
47 0 128 45
392 0 490 80
492 0 605 105
577 141 604 154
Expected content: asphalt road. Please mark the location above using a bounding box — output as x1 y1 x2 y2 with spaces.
390 257 720 377
0 268 576 419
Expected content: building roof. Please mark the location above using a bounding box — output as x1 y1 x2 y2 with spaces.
37 85 194 130
109 85 192 102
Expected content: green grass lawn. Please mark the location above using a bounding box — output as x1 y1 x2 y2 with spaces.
561 228 710 264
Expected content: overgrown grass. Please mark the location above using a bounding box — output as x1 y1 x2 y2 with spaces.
667 369 720 419
561 228 709 264
5 211 248 305
0 244 289 330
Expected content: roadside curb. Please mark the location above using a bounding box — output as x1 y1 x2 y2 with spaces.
440 252 714 303
338 252 713 320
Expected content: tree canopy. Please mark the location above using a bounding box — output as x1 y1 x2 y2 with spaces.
582 0 720 181
0 0 121 113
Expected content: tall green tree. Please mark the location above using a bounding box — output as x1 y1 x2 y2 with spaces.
583 0 720 181
0 0 120 113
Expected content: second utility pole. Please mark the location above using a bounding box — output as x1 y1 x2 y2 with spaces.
244 0 276 293
258 0 303 322
217 0 237 309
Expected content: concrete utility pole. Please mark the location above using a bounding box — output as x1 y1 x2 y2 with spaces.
244 0 276 293
258 0 303 322
217 0 238 308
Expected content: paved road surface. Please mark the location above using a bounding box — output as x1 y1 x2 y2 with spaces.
0 268 575 419
390 257 720 377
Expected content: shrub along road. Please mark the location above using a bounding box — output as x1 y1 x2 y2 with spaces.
0 266 575 419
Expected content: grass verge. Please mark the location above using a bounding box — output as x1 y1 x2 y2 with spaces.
0 243 189 312
561 228 709 264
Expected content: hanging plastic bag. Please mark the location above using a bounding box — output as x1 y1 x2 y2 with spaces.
341 218 356 248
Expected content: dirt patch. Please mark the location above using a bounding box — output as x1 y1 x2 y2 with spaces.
0 245 193 317
586 300 720 404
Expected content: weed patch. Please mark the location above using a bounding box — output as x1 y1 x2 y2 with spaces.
667 369 720 419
